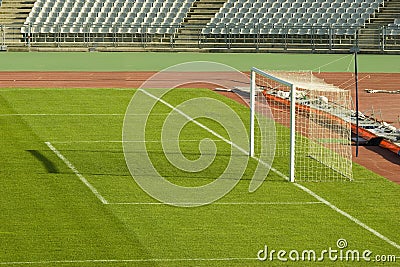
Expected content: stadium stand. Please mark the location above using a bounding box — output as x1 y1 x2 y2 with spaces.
203 0 383 35
0 0 35 25
387 18 400 37
0 0 399 52
23 0 195 35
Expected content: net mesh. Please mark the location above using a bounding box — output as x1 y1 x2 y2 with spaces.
252 70 352 182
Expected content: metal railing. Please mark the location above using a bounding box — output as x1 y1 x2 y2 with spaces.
0 23 399 52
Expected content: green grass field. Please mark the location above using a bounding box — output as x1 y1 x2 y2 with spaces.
0 52 399 72
1 86 399 266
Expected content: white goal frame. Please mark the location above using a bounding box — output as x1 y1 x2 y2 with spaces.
250 67 296 182
249 67 352 183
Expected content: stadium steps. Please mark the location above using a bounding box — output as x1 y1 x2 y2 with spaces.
358 28 381 50
175 0 227 44
0 0 35 24
368 0 400 25
0 0 35 45
359 0 400 50
184 0 226 24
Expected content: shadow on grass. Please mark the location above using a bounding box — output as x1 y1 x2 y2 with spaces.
27 150 59 173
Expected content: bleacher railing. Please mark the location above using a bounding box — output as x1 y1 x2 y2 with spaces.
0 23 399 52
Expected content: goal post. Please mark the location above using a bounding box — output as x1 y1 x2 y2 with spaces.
250 67 296 182
249 67 353 182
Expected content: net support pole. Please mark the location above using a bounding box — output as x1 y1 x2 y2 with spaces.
249 70 256 157
289 85 296 182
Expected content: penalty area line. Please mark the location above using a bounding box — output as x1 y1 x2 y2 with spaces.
45 141 108 205
139 88 400 251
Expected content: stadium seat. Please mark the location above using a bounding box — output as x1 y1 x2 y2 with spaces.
386 19 400 36
22 0 387 41
202 0 384 38
24 0 195 35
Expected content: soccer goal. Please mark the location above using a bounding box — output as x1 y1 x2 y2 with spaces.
250 67 353 182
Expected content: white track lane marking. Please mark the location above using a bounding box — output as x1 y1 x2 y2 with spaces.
140 88 400 251
45 142 108 204
0 88 136 91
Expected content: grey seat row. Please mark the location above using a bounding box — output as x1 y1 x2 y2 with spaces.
23 0 195 34
204 0 385 36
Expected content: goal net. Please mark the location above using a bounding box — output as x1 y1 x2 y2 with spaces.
250 68 353 182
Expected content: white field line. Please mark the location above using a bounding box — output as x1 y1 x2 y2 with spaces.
50 140 224 144
3 256 400 266
295 183 400 250
45 142 108 205
140 88 400 251
139 89 289 180
0 257 256 266
0 113 170 116
108 201 323 205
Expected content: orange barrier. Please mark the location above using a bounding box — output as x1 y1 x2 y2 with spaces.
351 124 400 155
262 90 400 156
